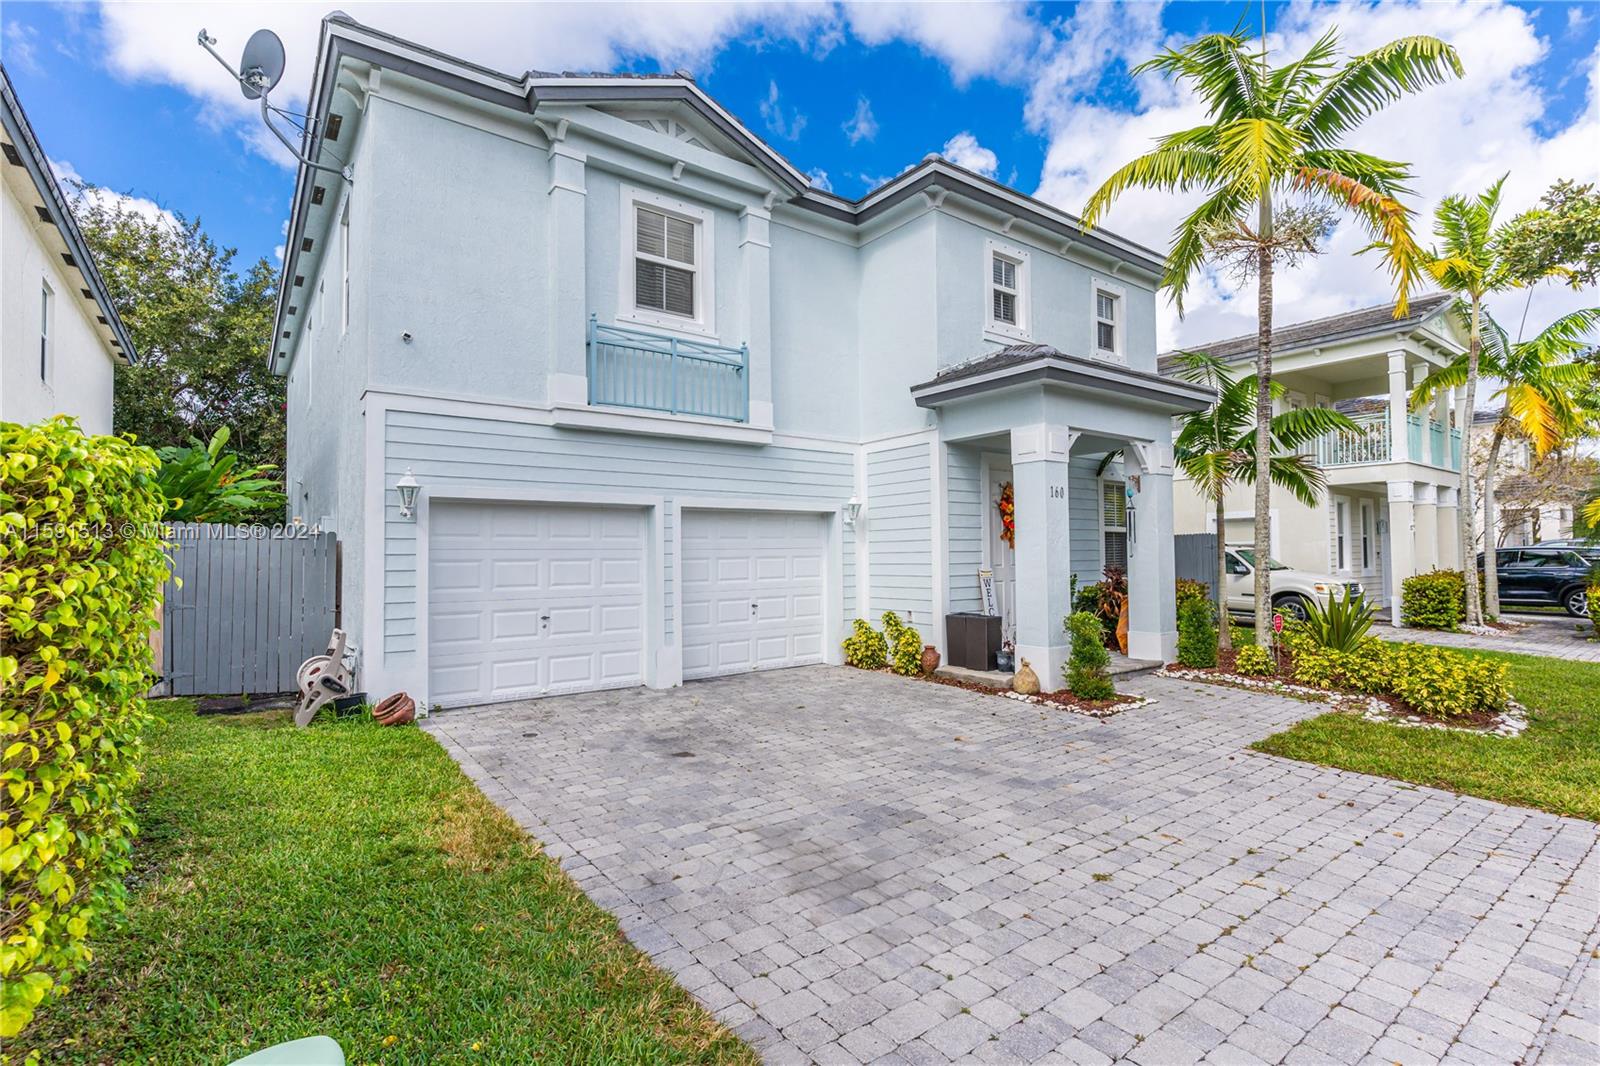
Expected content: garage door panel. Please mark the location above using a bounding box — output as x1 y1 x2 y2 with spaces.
428 501 647 706
682 510 826 681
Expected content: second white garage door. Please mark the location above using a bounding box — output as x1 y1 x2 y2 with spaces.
428 501 647 707
681 510 826 679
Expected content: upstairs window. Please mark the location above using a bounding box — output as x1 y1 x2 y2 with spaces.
634 205 696 319
1095 288 1119 356
39 281 52 382
984 239 1029 341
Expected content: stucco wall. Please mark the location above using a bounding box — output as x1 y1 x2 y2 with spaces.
1 180 115 433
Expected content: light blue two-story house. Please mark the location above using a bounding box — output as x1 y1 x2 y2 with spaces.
278 15 1212 709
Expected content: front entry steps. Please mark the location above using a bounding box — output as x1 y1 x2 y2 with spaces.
935 652 1161 689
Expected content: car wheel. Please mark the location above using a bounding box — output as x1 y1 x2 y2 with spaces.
1563 586 1590 618
1273 594 1313 622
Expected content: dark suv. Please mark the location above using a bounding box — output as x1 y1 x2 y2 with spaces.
1478 548 1596 616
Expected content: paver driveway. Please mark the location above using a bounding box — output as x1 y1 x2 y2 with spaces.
426 667 1600 1065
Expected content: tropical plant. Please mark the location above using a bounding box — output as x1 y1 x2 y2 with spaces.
154 427 284 524
1234 644 1275 676
1064 611 1115 699
1083 26 1461 642
1412 304 1598 615
1497 179 1600 291
1296 589 1374 652
880 611 923 677
1168 351 1357 647
842 619 887 670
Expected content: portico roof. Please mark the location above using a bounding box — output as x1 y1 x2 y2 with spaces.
911 344 1214 412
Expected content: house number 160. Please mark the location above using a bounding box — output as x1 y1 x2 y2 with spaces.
1049 485 1065 499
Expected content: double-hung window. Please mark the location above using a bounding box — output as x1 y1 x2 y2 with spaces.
992 254 1020 326
634 205 697 319
984 239 1028 341
1102 479 1128 571
1095 288 1120 358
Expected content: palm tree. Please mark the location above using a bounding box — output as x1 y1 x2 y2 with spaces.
1412 306 1598 615
1170 351 1357 648
1083 27 1462 639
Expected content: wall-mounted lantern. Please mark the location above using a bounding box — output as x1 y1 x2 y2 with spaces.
843 496 863 530
396 468 420 520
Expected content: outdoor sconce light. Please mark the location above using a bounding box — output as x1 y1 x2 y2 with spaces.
396 468 420 520
843 496 863 530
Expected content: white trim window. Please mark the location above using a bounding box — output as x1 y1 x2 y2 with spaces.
618 184 716 337
1359 500 1374 570
984 238 1029 342
1091 277 1125 361
1102 478 1128 571
1334 496 1350 571
38 280 52 384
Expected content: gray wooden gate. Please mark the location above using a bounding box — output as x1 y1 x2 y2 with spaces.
1175 533 1222 610
160 524 338 696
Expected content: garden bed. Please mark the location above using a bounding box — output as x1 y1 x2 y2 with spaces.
920 670 1153 719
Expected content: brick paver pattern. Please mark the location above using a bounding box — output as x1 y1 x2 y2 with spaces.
1380 614 1600 663
426 667 1600 1065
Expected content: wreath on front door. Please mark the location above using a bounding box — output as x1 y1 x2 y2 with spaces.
996 481 1015 548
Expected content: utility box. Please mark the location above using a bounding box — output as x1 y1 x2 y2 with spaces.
945 612 1001 671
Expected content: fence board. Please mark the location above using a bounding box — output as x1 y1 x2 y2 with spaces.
159 524 338 696
1175 533 1223 613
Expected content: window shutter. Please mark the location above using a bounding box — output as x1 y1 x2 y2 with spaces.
637 207 666 257
664 216 695 265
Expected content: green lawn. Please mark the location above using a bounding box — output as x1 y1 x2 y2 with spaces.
23 703 753 1065
1253 650 1600 822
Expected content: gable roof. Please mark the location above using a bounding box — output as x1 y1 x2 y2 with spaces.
1 64 136 364
1156 292 1455 373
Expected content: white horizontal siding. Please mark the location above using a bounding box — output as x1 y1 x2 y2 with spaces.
1069 454 1118 587
866 439 934 626
383 410 854 653
947 444 983 613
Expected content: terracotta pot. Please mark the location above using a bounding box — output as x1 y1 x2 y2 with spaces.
920 644 941 675
372 692 416 726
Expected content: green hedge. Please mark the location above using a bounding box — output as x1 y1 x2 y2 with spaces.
1064 611 1114 699
0 418 168 1039
1400 569 1465 630
1176 596 1218 668
1284 628 1510 718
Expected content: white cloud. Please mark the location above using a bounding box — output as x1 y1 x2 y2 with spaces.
1568 7 1593 36
842 1 1037 85
806 168 833 193
50 158 181 231
1025 0 1600 356
939 131 998 177
758 79 807 140
5 20 42 74
843 95 878 144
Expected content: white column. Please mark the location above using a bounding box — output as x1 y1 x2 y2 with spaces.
1127 441 1178 663
1387 479 1416 627
1388 350 1410 464
1011 424 1076 687
547 141 588 403
1436 485 1460 569
1414 483 1438 573
738 205 774 427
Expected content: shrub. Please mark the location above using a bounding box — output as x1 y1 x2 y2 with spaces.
1234 644 1275 675
1401 569 1465 630
1288 635 1389 693
1 417 169 1039
1298 589 1375 652
1174 578 1212 617
1064 611 1115 699
1384 643 1510 718
1176 596 1218 668
880 611 923 677
1072 581 1102 618
842 619 886 670
154 426 284 524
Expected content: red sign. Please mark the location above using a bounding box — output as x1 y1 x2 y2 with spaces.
1272 613 1285 634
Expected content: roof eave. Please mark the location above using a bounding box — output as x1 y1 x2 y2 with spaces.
911 354 1215 413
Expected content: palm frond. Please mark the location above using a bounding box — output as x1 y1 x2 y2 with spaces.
1216 118 1306 197
1082 143 1224 229
1296 165 1424 315
1296 36 1463 147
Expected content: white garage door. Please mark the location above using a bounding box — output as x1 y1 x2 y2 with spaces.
681 510 825 680
428 501 647 707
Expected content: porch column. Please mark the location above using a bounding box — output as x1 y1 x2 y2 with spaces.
1387 480 1416 627
1414 483 1438 573
1436 485 1460 569
1127 441 1179 663
738 205 774 426
1011 424 1076 687
1388 350 1409 464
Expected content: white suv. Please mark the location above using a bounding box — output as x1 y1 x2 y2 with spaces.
1223 547 1365 621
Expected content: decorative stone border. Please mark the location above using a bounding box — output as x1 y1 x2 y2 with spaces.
1156 666 1528 738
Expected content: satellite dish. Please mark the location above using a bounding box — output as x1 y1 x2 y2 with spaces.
238 29 286 100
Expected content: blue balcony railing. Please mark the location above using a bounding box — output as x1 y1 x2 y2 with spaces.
587 315 749 423
1313 410 1461 471
1429 419 1446 466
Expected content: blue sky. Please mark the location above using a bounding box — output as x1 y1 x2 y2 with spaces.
5 1 1598 347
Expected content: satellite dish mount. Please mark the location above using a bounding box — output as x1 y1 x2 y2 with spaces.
198 28 352 182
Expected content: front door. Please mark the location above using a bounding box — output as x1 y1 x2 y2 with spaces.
985 460 1017 644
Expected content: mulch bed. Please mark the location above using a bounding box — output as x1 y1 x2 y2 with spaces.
919 670 1148 719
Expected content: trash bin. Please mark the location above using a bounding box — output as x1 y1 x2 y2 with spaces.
945 612 1001 671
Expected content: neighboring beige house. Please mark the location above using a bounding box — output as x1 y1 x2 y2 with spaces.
1163 294 1469 622
1 65 134 433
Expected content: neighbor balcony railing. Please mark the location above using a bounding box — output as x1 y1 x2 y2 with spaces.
587 314 749 423
1312 410 1461 471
